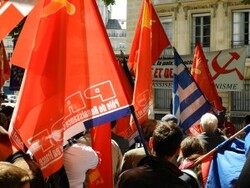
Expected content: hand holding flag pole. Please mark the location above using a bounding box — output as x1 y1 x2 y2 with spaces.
120 50 134 89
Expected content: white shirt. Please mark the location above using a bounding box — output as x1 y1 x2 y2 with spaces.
63 142 99 188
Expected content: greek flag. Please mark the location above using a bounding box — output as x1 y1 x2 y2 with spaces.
173 48 211 131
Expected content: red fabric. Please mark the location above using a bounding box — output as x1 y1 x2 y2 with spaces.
191 42 222 112
125 0 170 141
0 41 10 88
187 124 202 137
0 3 24 40
179 158 195 170
224 120 236 136
9 0 131 180
201 155 213 186
88 123 113 188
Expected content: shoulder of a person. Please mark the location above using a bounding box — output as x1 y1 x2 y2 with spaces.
180 169 199 188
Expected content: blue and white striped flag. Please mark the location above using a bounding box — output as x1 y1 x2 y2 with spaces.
173 48 211 131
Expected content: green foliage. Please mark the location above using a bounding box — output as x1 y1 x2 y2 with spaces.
103 0 116 6
242 0 250 4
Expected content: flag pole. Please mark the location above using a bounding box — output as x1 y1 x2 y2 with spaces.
173 47 218 115
120 50 134 89
194 124 250 165
130 105 150 156
117 52 149 155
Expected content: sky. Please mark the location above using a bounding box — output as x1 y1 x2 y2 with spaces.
111 0 127 19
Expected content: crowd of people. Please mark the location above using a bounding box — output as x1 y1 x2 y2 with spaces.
0 92 250 188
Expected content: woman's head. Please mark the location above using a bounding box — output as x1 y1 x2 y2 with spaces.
180 136 205 159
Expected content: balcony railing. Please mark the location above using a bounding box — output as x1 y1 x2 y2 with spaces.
232 41 250 58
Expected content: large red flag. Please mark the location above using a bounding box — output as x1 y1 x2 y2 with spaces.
88 123 113 188
119 0 170 141
191 42 222 112
0 41 10 88
188 42 222 136
0 0 38 40
9 0 132 180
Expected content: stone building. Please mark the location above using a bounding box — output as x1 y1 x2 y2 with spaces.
106 19 127 55
127 0 250 129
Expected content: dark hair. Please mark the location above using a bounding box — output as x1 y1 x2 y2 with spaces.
244 115 250 125
0 106 14 118
152 121 183 158
141 119 158 142
111 120 117 129
0 93 7 100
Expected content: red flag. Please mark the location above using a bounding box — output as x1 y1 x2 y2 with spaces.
188 42 222 136
9 0 132 180
191 42 222 112
201 155 213 186
88 123 113 188
127 0 170 75
0 41 10 88
0 0 37 40
122 0 170 141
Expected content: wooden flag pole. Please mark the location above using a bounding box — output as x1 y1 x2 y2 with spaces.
194 124 250 165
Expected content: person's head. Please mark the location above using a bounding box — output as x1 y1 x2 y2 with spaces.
0 126 45 188
140 119 158 143
217 110 227 129
180 136 205 159
0 106 14 131
150 121 183 159
243 115 250 126
200 113 218 134
0 93 7 105
0 113 8 130
0 161 32 188
161 114 178 124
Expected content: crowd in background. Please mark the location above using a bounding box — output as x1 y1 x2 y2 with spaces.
0 92 250 188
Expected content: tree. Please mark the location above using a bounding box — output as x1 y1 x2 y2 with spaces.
243 0 250 3
103 0 115 5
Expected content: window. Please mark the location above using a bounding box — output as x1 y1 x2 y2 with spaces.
154 17 173 119
153 88 172 120
232 10 250 57
192 14 211 52
231 80 250 131
160 16 172 57
7 52 12 61
231 80 250 111
7 40 13 47
121 30 126 37
119 42 125 49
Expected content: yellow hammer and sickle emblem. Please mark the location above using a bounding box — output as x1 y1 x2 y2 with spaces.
142 1 156 29
42 0 75 17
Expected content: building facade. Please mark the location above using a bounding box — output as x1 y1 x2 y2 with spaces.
106 19 127 55
127 0 250 129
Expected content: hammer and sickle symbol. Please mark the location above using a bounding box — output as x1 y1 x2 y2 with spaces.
212 51 244 80
42 0 75 17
